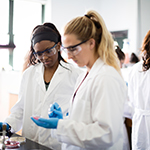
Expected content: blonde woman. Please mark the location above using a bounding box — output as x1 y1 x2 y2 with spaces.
32 10 127 150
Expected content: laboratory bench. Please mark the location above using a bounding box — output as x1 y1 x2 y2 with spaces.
1 133 53 150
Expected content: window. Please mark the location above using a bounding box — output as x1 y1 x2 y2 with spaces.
0 0 44 71
0 0 9 70
13 0 42 70
0 0 9 45
111 30 128 49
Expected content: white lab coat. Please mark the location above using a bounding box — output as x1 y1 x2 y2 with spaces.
54 58 127 150
128 61 150 150
5 61 82 150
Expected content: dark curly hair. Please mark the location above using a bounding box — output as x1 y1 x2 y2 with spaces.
141 30 150 71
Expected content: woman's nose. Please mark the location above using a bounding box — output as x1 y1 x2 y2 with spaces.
42 53 49 59
67 52 73 59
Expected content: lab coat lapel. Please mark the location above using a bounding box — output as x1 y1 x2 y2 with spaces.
35 63 46 93
76 58 104 91
87 58 104 80
46 63 65 96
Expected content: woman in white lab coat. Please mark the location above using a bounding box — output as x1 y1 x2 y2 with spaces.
31 10 127 150
127 30 150 149
0 23 82 150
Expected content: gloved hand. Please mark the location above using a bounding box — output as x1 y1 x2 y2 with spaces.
0 122 3 131
48 102 63 119
31 117 59 129
0 122 12 137
0 122 10 131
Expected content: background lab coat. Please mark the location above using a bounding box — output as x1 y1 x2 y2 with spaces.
54 58 127 150
5 61 82 150
128 61 150 150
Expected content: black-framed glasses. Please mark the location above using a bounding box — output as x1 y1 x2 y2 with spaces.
33 44 57 59
61 39 88 56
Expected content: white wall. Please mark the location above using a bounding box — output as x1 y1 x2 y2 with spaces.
45 0 150 56
0 71 21 120
140 0 150 47
47 0 137 54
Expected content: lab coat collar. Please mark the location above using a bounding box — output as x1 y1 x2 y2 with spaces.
46 61 67 95
35 63 45 93
74 58 104 95
35 61 67 94
87 57 104 80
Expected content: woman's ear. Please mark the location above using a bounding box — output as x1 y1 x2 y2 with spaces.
89 38 95 50
57 42 61 51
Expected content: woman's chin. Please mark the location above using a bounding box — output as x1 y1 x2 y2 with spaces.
72 60 85 68
77 63 85 68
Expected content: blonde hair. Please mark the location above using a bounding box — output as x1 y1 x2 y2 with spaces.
63 10 121 75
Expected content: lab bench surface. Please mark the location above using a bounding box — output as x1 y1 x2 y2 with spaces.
7 134 53 150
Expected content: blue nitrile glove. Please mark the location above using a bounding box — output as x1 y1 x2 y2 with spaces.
49 109 63 119
0 122 2 131
31 117 59 129
48 102 63 119
0 122 10 131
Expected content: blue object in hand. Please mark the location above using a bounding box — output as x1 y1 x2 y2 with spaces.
48 102 63 119
31 117 59 129
66 112 69 116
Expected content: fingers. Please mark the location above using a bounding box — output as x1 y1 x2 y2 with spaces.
48 111 54 117
31 117 46 127
33 118 54 128
48 108 62 116
49 104 54 112
57 107 62 112
53 110 63 119
32 116 40 120
31 117 40 125
31 117 58 129
49 102 60 111
48 102 61 118
53 102 60 109
38 118 48 122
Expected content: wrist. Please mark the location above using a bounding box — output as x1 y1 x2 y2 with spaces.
7 123 11 132
4 122 11 131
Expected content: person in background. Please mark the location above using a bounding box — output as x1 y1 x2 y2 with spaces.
115 45 125 68
129 52 139 66
0 22 82 150
31 10 127 150
127 30 150 149
115 45 130 150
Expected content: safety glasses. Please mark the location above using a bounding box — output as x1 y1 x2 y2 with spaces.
33 44 57 59
61 39 88 56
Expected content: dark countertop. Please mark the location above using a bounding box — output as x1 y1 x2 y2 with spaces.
6 134 53 150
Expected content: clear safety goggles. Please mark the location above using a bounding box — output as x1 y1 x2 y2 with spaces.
61 40 88 56
33 44 57 59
